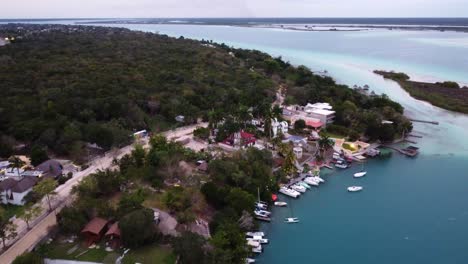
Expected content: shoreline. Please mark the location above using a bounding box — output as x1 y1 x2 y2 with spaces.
375 70 468 114
74 20 468 33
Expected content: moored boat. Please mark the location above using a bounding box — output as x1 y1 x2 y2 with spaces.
290 184 307 193
354 171 367 178
298 181 311 189
246 231 264 237
274 201 288 207
246 258 256 263
285 217 300 223
347 186 363 192
304 177 319 186
312 176 325 183
279 187 300 198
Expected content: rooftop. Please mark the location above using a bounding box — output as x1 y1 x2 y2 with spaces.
309 108 335 116
81 217 109 235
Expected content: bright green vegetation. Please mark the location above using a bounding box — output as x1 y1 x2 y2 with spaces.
375 70 468 114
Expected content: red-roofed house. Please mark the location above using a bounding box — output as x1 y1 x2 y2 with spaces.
81 217 109 246
222 130 256 148
105 222 121 249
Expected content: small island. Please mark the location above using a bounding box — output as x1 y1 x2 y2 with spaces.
374 70 468 114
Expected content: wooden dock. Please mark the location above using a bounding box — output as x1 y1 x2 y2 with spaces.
409 119 439 125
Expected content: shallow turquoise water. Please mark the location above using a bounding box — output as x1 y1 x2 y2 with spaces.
39 22 468 263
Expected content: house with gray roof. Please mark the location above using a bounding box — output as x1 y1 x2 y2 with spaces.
0 177 38 205
36 159 63 179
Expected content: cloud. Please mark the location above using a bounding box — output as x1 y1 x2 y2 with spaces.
1 0 466 18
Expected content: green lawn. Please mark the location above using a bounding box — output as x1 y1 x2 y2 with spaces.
44 240 119 263
44 239 175 264
321 131 346 139
123 244 176 264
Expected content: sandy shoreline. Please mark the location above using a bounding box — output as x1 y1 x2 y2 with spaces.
238 23 468 33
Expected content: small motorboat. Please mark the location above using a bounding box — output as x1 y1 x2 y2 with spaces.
246 258 256 263
298 181 311 189
335 162 349 169
274 201 288 207
304 177 319 186
285 217 300 223
247 237 269 244
354 171 367 178
246 232 265 237
290 184 306 193
347 186 363 192
252 246 262 253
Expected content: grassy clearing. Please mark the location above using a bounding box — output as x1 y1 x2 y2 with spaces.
43 240 119 263
122 244 176 264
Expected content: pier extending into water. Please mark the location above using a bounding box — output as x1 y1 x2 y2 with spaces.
409 119 439 125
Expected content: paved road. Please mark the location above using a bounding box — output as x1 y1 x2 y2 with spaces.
0 123 207 264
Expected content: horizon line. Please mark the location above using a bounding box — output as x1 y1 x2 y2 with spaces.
1 16 468 20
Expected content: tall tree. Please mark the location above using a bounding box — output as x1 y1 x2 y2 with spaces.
0 211 17 249
119 208 157 248
33 178 57 212
173 232 206 264
30 146 49 167
19 204 42 229
8 156 24 178
281 144 297 177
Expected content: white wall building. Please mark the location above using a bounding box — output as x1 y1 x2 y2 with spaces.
271 118 288 137
0 177 38 205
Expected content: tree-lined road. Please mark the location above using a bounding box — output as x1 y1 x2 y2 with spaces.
0 123 207 264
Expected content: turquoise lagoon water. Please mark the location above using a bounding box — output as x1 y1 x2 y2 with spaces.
99 24 468 263
29 22 468 263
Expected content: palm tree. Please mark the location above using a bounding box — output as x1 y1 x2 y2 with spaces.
316 135 334 161
8 156 24 178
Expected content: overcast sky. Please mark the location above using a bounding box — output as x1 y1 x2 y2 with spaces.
2 0 467 18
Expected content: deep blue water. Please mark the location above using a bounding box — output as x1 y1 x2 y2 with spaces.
4 20 468 263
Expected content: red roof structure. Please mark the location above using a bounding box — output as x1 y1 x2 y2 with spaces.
105 222 121 249
306 119 323 128
81 217 109 246
223 130 256 147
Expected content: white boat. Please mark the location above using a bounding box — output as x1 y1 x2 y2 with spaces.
247 237 269 244
298 182 311 189
347 186 363 192
354 171 367 178
335 164 348 169
304 177 319 186
285 217 300 223
312 176 325 183
252 246 262 253
290 184 306 193
279 187 300 198
246 232 264 237
246 258 256 263
274 201 287 207
255 202 268 210
254 210 271 217
257 209 271 215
